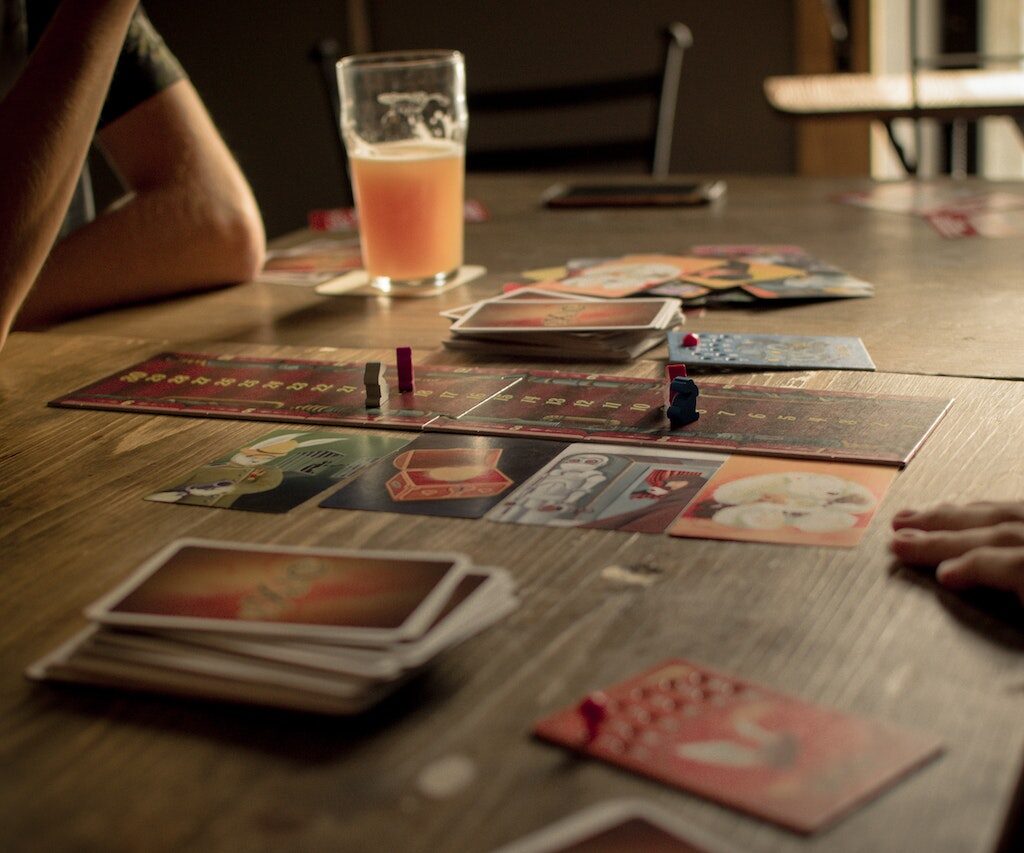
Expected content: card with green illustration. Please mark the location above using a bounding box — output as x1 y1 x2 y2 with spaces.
146 429 411 513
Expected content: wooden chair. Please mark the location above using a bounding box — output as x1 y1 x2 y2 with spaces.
310 22 693 178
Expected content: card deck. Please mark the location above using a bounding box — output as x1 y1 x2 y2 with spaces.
440 288 599 321
86 539 471 644
321 433 566 519
145 429 410 513
491 799 740 853
533 659 943 834
450 299 679 334
667 331 876 372
28 542 516 714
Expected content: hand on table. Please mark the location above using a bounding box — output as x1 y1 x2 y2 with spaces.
890 502 1024 605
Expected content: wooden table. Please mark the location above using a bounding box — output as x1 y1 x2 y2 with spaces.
2 174 1023 852
46 173 1024 380
2 330 1023 853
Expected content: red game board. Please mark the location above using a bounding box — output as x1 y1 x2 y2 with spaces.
50 352 952 466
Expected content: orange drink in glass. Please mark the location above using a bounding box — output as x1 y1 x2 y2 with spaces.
349 139 464 283
337 51 468 289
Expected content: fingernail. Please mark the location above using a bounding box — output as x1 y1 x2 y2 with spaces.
895 528 923 540
894 509 917 519
936 560 956 580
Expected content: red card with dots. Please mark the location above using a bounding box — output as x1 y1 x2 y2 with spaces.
533 659 943 834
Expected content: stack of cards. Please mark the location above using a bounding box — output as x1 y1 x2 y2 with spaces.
442 291 682 362
27 540 516 715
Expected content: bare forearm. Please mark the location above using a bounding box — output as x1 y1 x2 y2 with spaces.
15 176 263 327
12 77 265 329
0 0 140 344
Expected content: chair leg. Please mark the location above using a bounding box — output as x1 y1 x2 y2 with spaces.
653 22 693 178
883 120 918 176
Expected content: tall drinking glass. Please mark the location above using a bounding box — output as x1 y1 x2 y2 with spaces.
337 50 468 290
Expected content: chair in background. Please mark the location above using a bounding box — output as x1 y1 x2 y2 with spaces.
310 22 693 179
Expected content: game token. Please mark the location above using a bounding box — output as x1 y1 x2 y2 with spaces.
666 377 699 427
664 363 688 407
396 346 414 393
579 692 610 742
364 362 389 409
682 332 700 347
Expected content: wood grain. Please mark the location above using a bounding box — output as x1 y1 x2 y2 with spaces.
1 332 1022 853
40 174 1024 380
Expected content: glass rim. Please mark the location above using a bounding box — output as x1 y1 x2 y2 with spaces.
338 49 463 71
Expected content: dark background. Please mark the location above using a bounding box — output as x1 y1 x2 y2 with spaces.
120 1 799 238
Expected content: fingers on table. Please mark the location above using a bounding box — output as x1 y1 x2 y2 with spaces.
891 501 1024 533
937 546 1024 605
890 521 1024 566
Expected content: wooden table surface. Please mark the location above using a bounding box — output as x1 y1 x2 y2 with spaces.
2 327 1023 853
45 173 1024 380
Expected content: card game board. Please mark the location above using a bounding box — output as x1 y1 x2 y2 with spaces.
146 429 410 513
533 660 944 834
491 799 740 853
28 540 516 714
50 352 953 467
667 331 876 372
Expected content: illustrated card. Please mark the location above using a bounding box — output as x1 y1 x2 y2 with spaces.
668 455 897 547
533 659 944 834
532 255 722 298
321 433 566 519
145 430 411 513
257 237 362 286
676 259 807 292
492 799 740 853
450 299 677 333
667 331 876 372
86 539 470 644
487 444 727 534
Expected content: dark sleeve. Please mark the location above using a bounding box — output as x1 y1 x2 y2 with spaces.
27 2 185 129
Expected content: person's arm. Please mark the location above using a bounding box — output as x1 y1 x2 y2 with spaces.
13 76 265 328
890 501 1024 604
0 0 140 349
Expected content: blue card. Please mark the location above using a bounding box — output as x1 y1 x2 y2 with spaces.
667 331 876 371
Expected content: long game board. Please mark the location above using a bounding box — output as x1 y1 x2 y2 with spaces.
49 352 953 466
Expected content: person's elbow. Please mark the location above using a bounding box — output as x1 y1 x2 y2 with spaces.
214 194 265 283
